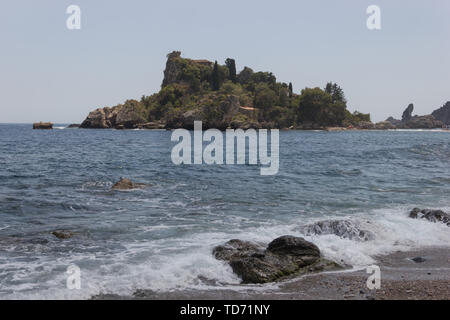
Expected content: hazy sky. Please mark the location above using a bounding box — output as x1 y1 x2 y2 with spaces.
1 0 449 123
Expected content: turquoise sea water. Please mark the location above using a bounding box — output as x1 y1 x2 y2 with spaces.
0 124 449 299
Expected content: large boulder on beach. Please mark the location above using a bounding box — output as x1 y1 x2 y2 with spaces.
409 208 450 226
213 236 342 284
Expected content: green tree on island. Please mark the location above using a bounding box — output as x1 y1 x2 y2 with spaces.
325 82 346 104
225 58 237 83
212 61 220 91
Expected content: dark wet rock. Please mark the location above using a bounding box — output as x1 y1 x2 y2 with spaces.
213 239 264 261
411 257 426 263
33 122 53 129
267 235 320 258
409 208 450 226
52 231 74 239
300 220 375 241
213 236 342 284
111 178 147 190
67 124 80 128
431 101 450 125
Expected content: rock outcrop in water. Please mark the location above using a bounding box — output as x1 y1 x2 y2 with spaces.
383 104 444 129
80 100 147 129
33 122 53 130
300 220 375 241
52 231 74 239
431 101 450 125
409 208 450 226
112 178 147 190
213 236 342 284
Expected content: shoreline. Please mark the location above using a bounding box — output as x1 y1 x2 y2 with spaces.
94 246 450 300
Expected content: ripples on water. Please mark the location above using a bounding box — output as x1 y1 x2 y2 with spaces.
0 124 449 299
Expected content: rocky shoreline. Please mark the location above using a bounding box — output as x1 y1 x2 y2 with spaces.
91 207 450 300
93 247 450 300
77 101 450 131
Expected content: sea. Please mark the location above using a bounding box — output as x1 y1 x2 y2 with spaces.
0 124 449 299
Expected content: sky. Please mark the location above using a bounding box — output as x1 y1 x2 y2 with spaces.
0 0 449 123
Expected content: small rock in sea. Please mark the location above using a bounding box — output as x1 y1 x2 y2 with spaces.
111 178 147 190
299 219 375 241
52 231 73 239
33 122 53 130
411 257 426 263
408 208 450 226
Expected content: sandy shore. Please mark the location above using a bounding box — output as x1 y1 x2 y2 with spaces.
94 247 450 300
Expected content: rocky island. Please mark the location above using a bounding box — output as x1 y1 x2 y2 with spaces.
80 51 371 130
79 51 449 131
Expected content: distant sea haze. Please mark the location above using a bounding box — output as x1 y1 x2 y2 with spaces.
0 124 449 299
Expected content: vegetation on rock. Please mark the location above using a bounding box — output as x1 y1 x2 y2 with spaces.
82 51 372 129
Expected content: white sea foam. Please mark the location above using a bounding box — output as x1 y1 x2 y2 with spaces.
2 205 449 300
